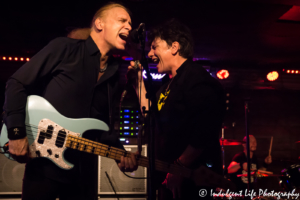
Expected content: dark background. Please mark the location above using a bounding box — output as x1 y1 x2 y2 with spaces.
1 0 300 175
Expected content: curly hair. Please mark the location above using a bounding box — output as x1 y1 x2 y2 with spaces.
148 19 194 59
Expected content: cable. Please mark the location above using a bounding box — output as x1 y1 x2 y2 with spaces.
105 171 119 200
122 171 147 179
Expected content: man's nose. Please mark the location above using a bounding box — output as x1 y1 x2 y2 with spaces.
126 23 132 31
148 50 153 58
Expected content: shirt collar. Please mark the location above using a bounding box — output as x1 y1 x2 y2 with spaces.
176 59 193 75
85 36 100 55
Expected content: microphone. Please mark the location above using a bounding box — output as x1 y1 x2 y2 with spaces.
130 23 145 44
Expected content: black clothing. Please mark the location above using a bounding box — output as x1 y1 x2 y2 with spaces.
4 36 120 134
230 152 259 191
22 174 84 200
154 59 225 198
156 59 224 171
2 36 123 198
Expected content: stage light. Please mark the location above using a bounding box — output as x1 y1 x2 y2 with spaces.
14 57 18 61
26 58 30 61
267 71 279 81
2 57 6 60
9 57 12 60
20 57 24 61
122 56 133 61
217 70 229 79
142 70 166 80
285 69 300 74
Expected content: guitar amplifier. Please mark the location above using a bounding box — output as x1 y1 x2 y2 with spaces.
98 145 147 195
0 153 25 194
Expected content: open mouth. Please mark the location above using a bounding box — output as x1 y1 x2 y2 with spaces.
119 33 128 42
152 57 159 64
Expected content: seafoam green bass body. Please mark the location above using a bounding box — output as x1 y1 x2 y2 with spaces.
0 95 109 169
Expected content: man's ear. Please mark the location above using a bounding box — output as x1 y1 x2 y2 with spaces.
94 18 104 32
171 41 180 55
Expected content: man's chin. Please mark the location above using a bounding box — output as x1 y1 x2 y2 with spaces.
116 43 126 50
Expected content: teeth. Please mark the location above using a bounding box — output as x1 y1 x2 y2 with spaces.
120 33 128 38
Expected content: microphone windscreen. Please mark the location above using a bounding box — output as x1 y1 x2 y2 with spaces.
130 29 140 44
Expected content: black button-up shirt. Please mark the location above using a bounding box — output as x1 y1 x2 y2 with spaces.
3 36 123 183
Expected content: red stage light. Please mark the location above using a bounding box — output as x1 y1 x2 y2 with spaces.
217 70 229 79
292 70 295 73
20 57 24 61
26 58 30 61
2 57 6 60
8 57 12 60
287 70 290 73
296 70 299 74
14 57 18 61
121 56 133 61
267 71 279 81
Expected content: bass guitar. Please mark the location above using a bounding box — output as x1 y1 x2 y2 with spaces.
0 95 235 190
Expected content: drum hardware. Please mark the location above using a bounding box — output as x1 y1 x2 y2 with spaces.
280 164 300 191
219 139 245 146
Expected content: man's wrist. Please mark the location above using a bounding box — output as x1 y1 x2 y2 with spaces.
8 127 27 140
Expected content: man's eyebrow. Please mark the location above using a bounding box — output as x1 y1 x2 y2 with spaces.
119 17 132 25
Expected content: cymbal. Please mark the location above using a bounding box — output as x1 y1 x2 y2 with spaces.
237 172 282 177
220 139 245 146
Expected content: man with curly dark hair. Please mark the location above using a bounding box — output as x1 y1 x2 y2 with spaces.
129 19 225 199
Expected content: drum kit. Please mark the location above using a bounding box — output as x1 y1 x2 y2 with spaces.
219 137 300 193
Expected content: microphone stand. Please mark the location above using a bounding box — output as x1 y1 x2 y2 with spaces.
245 99 251 195
221 127 225 176
135 24 157 200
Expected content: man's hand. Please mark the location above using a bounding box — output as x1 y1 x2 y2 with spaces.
9 137 31 163
127 61 143 83
162 173 185 199
265 155 272 164
127 61 149 113
118 151 139 172
227 161 241 173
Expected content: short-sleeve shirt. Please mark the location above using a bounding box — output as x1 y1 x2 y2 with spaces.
154 59 225 175
230 152 259 190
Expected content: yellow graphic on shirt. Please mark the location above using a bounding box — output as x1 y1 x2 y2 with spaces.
157 90 170 111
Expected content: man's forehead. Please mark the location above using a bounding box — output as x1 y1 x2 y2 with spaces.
107 7 131 20
243 135 256 142
152 38 163 45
